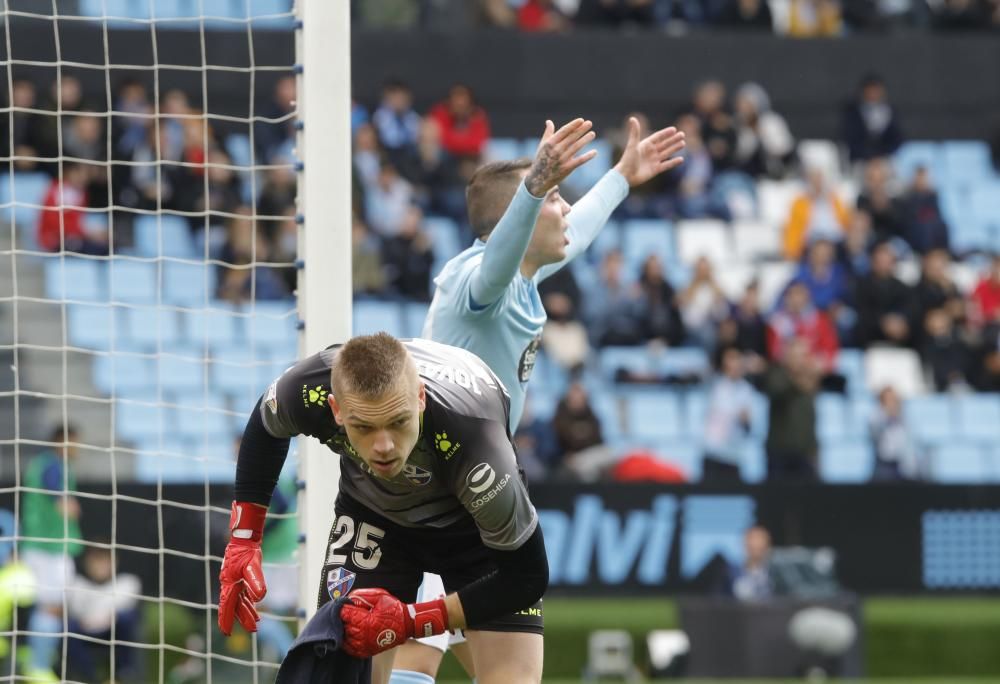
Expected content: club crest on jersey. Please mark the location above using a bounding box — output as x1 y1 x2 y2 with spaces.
518 335 541 383
403 463 433 486
326 567 356 600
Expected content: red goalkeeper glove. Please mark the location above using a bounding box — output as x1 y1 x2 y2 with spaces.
341 588 449 658
218 501 268 636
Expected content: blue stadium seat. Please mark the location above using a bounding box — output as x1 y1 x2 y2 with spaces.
45 258 105 302
659 348 710 377
681 496 755 578
903 395 955 445
247 0 295 28
226 133 254 168
246 302 298 351
816 393 848 441
820 439 873 483
624 391 682 441
589 392 622 440
93 354 154 397
109 259 157 304
484 138 523 162
582 219 621 265
748 391 769 438
836 349 866 395
354 300 404 337
621 220 675 278
157 353 206 393
115 399 166 443
133 438 193 484
68 304 115 350
599 346 657 382
955 394 1000 441
0 172 51 232
173 395 233 442
683 389 707 440
211 347 273 399
163 261 217 306
931 442 990 483
941 141 994 188
950 218 994 254
658 441 701 480
893 141 942 184
738 442 766 484
424 215 464 274
402 301 430 338
185 306 241 348
133 214 196 259
125 307 181 349
564 139 613 195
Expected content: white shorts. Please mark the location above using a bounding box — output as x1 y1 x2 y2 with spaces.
22 549 76 608
414 572 466 652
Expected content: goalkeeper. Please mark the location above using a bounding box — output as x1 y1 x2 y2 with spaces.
219 333 548 684
393 116 685 682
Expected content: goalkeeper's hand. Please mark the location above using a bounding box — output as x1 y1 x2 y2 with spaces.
340 588 449 658
218 501 268 636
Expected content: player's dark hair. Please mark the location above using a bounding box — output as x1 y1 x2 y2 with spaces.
331 332 413 399
465 158 533 240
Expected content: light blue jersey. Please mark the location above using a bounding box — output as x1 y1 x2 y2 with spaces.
424 170 629 429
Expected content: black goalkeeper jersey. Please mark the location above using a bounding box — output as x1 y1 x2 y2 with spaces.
258 338 538 551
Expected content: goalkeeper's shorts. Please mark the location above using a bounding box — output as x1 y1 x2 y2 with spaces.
317 492 543 635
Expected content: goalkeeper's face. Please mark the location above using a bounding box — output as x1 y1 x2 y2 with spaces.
331 377 426 480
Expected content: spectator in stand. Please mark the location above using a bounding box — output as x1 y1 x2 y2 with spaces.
364 160 415 238
679 256 730 349
257 157 297 223
842 73 904 163
855 241 914 347
159 88 191 161
351 100 369 137
672 113 717 218
552 381 613 482
757 336 822 481
36 162 109 254
793 238 854 340
973 311 1000 391
372 79 422 166
912 248 965 347
352 121 382 192
733 82 795 178
172 116 215 221
716 0 774 30
66 546 141 682
63 112 109 207
254 75 296 163
541 291 591 371
787 0 844 36
428 83 491 160
702 346 756 482
898 165 950 254
196 147 243 225
767 280 839 374
270 207 299 294
583 249 644 347
783 166 852 260
841 209 874 276
718 279 770 362
870 386 922 481
637 254 686 346
351 215 387 297
397 118 467 223
381 204 435 301
728 526 775 601
513 397 561 481
856 157 903 245
921 307 972 391
691 80 737 172
971 254 1000 326
26 76 86 173
110 79 151 161
517 0 570 31
216 206 290 303
1 79 39 170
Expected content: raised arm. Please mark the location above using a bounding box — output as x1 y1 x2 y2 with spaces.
537 118 685 281
470 118 597 308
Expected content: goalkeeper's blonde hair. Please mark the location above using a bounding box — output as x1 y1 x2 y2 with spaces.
331 332 416 399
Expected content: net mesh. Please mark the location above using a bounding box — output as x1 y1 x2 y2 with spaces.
1 1 299 681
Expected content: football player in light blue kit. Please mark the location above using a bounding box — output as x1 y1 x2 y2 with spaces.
389 117 686 684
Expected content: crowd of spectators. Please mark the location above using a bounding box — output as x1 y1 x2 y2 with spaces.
8 65 1000 486
352 0 1000 34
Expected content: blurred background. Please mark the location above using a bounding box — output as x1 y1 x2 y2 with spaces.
2 0 1000 681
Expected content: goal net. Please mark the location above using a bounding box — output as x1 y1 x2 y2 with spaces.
0 1 314 681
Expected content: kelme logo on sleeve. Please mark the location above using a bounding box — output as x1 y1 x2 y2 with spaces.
302 384 329 408
434 432 461 460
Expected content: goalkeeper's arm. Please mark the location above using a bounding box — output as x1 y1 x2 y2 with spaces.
234 396 291 506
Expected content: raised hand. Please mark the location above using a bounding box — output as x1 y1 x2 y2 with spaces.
524 118 597 197
614 117 686 188
218 501 267 636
